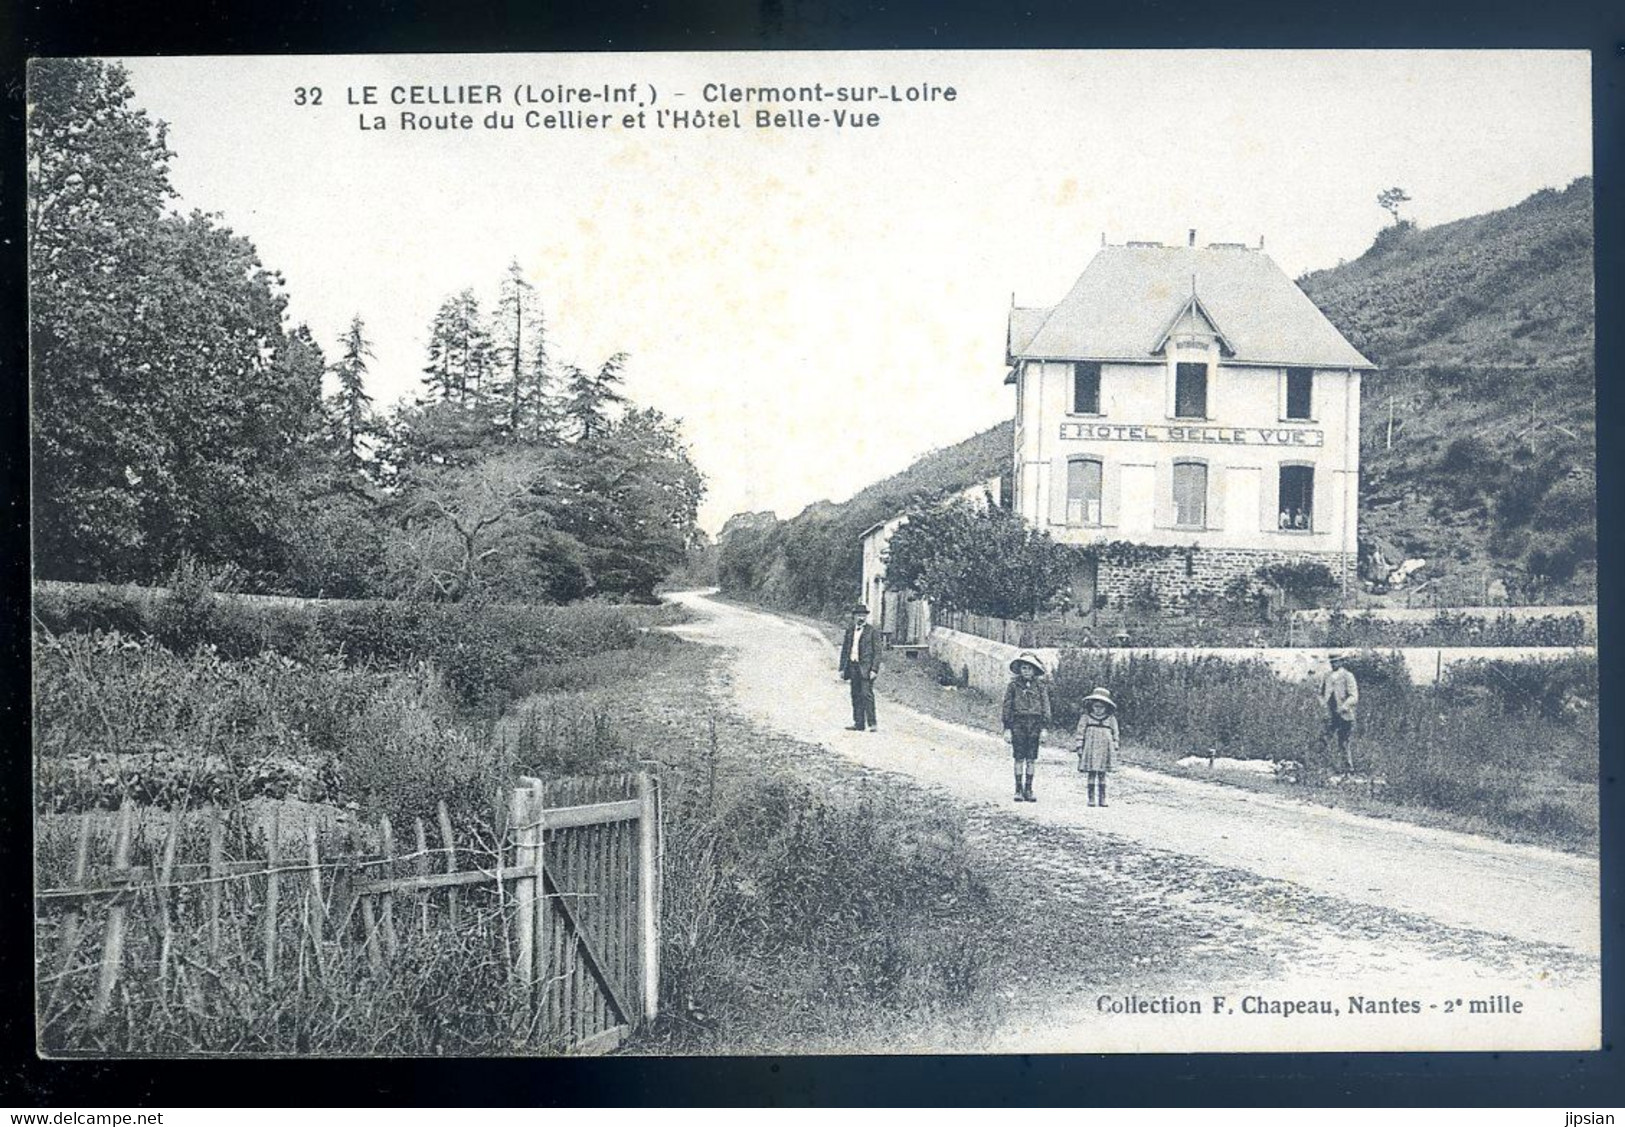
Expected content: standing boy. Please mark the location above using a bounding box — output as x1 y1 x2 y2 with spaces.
838 602 881 731
1002 652 1052 802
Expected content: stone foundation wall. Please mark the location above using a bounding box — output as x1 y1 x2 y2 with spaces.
1096 547 1358 610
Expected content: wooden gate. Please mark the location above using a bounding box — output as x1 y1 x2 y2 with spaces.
508 772 659 1055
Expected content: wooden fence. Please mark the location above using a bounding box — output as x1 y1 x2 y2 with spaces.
35 771 660 1055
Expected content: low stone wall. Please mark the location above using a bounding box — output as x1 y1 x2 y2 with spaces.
927 626 1594 695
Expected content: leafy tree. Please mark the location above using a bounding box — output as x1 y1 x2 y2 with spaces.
546 407 705 599
392 450 555 599
1377 187 1412 226
30 60 328 582
562 353 628 442
327 314 376 466
884 502 1080 619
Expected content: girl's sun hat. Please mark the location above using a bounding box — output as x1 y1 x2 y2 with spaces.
1009 651 1048 677
1080 686 1116 711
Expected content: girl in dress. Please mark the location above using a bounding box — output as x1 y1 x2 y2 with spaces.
1074 686 1119 807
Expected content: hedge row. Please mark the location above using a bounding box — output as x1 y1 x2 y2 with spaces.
32 581 661 713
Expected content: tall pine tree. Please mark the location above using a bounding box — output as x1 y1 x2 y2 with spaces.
491 260 555 442
562 352 629 442
421 289 494 409
326 314 375 466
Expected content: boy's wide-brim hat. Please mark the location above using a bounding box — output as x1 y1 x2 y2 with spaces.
1080 686 1116 710
1010 651 1047 676
1328 652 1349 666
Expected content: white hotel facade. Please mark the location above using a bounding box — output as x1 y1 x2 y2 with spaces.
1007 239 1374 607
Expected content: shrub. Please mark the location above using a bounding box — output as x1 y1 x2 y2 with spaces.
660 775 994 1044
334 669 511 823
1444 654 1597 721
1257 560 1337 601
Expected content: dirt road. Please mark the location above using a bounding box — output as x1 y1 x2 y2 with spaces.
667 591 1600 1052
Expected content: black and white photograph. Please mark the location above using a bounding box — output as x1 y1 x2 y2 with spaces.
27 50 1598 1058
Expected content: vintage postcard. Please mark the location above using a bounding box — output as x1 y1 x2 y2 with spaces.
29 50 1596 1056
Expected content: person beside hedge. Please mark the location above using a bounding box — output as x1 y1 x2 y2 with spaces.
1319 653 1359 772
1074 686 1120 807
1002 652 1052 803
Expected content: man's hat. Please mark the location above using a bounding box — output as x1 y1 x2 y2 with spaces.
1080 686 1117 711
1329 652 1350 666
852 603 870 614
1009 651 1047 677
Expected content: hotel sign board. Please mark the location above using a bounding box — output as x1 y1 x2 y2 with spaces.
1059 421 1325 447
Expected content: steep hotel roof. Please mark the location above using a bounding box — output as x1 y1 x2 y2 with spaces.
1007 244 1375 369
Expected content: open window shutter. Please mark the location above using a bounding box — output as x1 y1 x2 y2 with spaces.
1165 355 1178 418
1260 465 1280 532
1154 460 1174 528
1048 461 1070 526
1312 467 1333 535
1102 460 1122 527
1206 463 1225 529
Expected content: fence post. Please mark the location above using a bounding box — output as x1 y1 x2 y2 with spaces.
91 801 135 1025
414 818 430 936
207 811 224 960
510 783 538 990
47 816 93 1015
306 822 328 981
528 780 549 998
436 801 459 929
156 807 181 986
379 816 398 958
264 809 281 983
636 771 660 1023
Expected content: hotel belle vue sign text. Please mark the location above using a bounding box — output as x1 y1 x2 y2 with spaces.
1059 422 1324 447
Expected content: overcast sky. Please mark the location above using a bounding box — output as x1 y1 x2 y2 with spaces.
118 51 1591 533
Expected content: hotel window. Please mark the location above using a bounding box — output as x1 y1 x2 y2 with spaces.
1285 368 1313 420
1066 457 1103 526
1172 460 1207 528
1278 464 1314 531
1073 362 1102 414
1175 363 1208 419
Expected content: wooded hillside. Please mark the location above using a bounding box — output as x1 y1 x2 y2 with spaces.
1300 178 1595 600
717 422 1011 616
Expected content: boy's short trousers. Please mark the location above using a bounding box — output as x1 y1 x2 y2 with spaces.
1009 722 1042 760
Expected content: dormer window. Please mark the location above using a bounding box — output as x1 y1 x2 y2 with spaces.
1285 368 1313 421
1072 362 1101 414
1175 363 1208 419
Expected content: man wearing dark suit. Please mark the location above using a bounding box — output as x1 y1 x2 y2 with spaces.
838 602 881 731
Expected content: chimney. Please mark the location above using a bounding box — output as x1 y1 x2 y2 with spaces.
1188 228 1196 247
1259 234 1266 250
1100 232 1106 247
